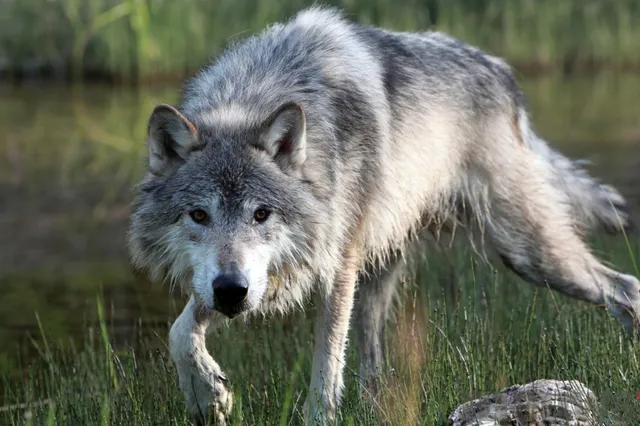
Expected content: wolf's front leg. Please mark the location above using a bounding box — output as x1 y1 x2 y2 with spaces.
304 246 359 425
169 296 232 425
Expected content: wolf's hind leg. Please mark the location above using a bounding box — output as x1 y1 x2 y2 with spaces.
169 296 232 425
353 251 407 397
483 143 640 334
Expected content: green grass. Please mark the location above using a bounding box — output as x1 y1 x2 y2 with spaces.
2 0 640 82
2 236 640 425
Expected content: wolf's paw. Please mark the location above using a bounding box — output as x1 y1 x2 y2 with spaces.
183 363 233 426
303 398 333 426
357 367 396 403
607 272 640 337
359 374 382 403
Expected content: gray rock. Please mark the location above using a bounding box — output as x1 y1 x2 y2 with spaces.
448 379 601 426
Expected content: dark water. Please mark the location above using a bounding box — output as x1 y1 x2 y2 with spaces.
0 74 639 379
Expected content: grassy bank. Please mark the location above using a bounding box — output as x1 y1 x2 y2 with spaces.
2 0 640 83
2 235 639 425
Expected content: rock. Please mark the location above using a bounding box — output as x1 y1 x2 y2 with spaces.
448 379 601 426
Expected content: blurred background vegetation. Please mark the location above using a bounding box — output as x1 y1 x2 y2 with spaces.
2 0 640 83
1 1 639 422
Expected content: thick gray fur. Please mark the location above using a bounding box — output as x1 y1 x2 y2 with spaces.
127 6 638 425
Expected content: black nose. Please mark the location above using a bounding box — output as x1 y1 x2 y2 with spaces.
212 274 248 311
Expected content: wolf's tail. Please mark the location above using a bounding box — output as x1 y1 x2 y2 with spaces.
517 108 632 235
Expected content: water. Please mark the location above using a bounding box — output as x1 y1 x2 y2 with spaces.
0 73 639 382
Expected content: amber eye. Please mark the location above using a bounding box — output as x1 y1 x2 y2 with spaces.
189 209 208 224
253 208 270 223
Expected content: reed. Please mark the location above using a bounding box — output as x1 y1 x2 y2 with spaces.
1 0 640 82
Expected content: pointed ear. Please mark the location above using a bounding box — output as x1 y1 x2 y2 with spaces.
146 104 202 176
258 102 307 172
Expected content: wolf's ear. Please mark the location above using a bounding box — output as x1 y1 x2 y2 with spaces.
146 104 201 176
258 102 307 172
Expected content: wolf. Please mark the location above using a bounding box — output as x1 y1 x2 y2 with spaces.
127 6 639 425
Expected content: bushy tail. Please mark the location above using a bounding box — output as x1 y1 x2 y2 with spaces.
518 109 632 235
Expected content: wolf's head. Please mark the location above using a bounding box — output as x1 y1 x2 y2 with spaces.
127 102 318 318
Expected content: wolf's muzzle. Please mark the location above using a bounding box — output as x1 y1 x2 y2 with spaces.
212 273 249 317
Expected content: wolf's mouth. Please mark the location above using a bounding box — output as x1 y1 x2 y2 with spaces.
214 302 247 319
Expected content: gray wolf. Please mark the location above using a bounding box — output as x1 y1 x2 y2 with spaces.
126 6 639 425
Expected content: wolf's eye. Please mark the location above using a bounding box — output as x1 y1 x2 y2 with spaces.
189 209 209 224
253 208 270 223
